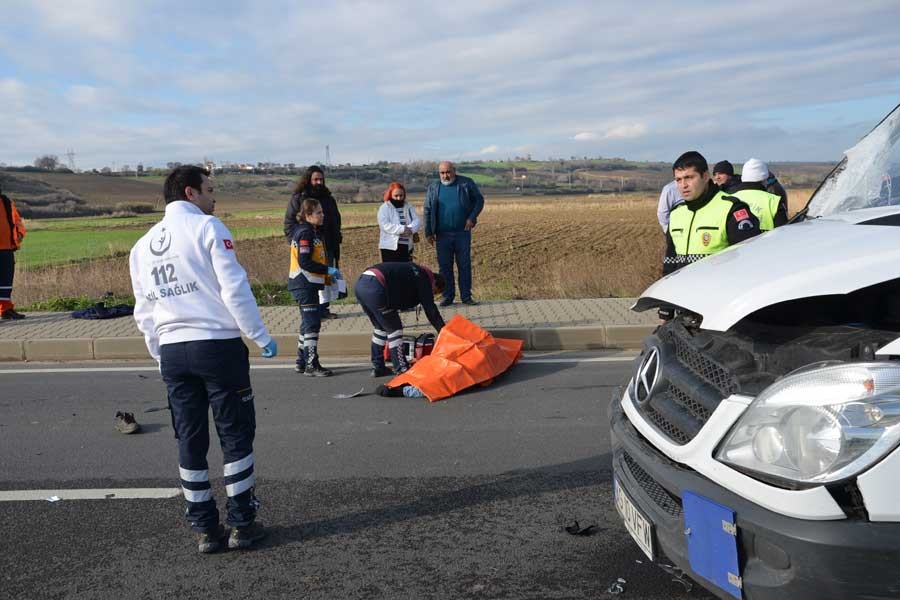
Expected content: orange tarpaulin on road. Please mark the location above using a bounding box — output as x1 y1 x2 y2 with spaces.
387 314 524 402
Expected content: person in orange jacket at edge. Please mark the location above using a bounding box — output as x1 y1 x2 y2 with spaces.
0 184 27 320
355 262 447 377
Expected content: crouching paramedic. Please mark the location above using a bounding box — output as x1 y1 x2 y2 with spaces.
129 165 277 554
355 262 446 377
288 198 336 376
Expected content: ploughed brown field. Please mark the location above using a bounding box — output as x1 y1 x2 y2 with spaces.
15 190 812 306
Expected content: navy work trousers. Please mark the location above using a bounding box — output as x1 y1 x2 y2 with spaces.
355 275 403 334
435 229 472 303
0 250 14 310
160 338 258 533
293 284 322 366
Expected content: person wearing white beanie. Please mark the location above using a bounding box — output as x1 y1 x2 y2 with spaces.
726 158 788 231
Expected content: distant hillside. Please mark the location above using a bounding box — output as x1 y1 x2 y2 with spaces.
3 157 837 217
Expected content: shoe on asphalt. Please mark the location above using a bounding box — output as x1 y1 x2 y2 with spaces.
370 366 393 377
304 363 333 377
375 384 404 397
115 411 141 434
0 309 25 320
197 525 226 554
228 520 266 550
293 363 305 373
439 299 453 307
461 298 479 306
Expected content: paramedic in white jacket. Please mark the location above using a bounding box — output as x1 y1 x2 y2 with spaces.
129 165 276 554
378 181 420 262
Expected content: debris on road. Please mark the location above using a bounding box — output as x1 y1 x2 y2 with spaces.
46 496 61 502
143 405 169 413
333 387 365 399
659 563 693 592
605 577 626 594
563 519 598 536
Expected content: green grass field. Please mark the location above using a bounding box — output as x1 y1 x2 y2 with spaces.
18 203 384 267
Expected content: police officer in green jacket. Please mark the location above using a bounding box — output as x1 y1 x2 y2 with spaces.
727 158 788 231
664 151 761 276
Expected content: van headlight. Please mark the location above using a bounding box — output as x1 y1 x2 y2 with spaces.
716 363 900 485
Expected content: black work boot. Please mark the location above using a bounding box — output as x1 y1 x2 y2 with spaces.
390 345 410 374
304 350 333 377
196 524 226 554
228 520 266 550
370 342 391 377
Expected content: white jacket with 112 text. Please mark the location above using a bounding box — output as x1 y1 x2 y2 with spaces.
129 201 272 362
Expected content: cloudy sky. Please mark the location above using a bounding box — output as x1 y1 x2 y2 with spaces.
1 0 899 169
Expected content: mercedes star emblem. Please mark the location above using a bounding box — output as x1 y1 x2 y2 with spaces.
632 346 661 406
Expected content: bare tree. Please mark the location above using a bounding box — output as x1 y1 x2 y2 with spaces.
34 154 60 170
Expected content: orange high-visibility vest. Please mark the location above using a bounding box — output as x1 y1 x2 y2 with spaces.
0 195 25 251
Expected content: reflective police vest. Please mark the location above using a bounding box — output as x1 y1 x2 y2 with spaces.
668 191 733 256
729 188 781 231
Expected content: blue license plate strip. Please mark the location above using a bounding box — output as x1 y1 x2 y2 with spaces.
682 490 742 599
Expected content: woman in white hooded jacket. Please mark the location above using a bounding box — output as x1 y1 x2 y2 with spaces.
378 181 420 262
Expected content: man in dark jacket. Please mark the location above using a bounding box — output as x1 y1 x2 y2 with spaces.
423 161 484 307
355 262 446 376
712 160 741 193
284 166 342 318
765 169 789 212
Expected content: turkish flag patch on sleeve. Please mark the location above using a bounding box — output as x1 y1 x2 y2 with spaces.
223 239 234 250
733 209 750 221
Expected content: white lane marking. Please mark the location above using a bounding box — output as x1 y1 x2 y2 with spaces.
0 488 181 502
0 354 637 375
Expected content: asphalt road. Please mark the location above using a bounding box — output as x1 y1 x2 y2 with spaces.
0 354 715 600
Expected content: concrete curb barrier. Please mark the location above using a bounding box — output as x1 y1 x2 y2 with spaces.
605 325 656 349
25 338 94 361
531 326 607 351
0 340 24 361
93 337 153 360
8 325 650 362
487 328 531 347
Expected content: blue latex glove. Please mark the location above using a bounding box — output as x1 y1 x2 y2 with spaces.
327 266 340 278
261 340 278 358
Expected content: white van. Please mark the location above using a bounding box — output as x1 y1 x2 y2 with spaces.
611 104 900 599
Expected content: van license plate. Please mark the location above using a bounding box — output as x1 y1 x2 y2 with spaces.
614 477 654 561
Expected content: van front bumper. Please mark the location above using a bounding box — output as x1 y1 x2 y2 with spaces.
610 395 900 600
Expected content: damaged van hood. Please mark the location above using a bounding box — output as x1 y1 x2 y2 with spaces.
633 212 900 331
637 101 900 332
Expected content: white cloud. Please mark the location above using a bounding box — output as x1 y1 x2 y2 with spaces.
66 85 101 109
2 1 900 166
603 123 648 140
31 0 136 42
